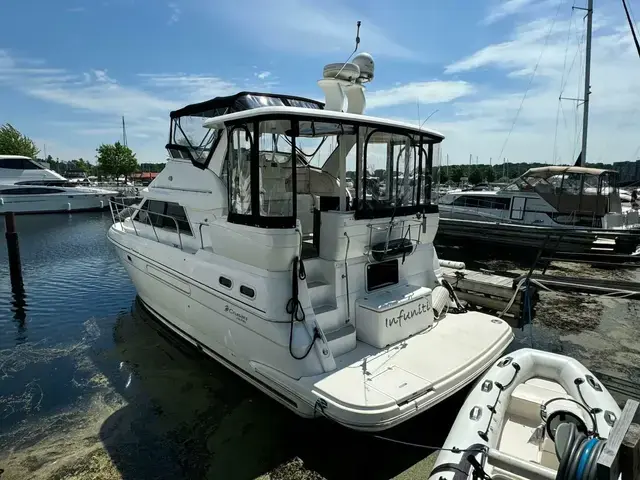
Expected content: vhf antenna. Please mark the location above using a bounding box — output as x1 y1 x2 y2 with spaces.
334 21 362 79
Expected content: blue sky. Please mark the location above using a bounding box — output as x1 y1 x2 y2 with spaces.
1 0 639 165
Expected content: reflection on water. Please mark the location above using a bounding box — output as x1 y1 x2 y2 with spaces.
0 213 639 479
10 280 27 345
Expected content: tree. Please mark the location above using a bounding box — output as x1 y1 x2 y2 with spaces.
450 166 463 183
469 168 483 185
96 142 138 181
439 168 449 184
485 166 495 183
0 124 40 158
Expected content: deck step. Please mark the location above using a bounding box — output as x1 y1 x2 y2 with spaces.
307 280 334 307
325 323 356 357
313 303 337 316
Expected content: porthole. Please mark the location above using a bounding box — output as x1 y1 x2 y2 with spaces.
240 285 255 299
219 276 232 289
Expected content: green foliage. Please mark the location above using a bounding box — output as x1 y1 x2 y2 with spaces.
450 166 464 183
438 168 449 184
96 142 138 180
468 168 483 185
0 123 40 158
485 166 496 183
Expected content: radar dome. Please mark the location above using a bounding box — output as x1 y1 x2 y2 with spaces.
352 53 374 82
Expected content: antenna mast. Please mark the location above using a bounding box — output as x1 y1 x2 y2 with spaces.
579 0 594 166
122 116 128 147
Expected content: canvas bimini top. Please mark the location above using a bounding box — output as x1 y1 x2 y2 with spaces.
169 91 325 119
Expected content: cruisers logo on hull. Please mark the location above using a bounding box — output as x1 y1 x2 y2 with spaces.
385 300 431 328
224 305 248 324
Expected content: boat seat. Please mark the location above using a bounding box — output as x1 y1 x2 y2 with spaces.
509 379 587 469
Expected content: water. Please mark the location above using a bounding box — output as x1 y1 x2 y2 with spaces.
0 214 638 479
0 213 451 480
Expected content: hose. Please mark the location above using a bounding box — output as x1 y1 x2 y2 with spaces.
555 423 607 480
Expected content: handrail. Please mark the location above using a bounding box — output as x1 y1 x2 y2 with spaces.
198 223 207 250
364 218 423 261
109 198 183 251
342 231 351 325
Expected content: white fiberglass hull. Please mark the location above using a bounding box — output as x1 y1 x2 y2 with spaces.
108 224 514 431
0 189 116 214
430 348 620 480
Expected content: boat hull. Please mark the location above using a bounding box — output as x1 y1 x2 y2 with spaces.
0 192 115 214
109 224 515 431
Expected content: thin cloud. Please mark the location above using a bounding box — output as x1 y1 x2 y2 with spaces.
256 71 271 80
367 81 476 109
484 0 537 24
168 2 181 25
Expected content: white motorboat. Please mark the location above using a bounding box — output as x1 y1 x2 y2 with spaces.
107 52 514 431
0 155 117 214
439 166 640 230
430 348 621 480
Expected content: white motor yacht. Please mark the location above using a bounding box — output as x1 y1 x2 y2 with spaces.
107 53 514 431
0 155 117 214
439 166 640 230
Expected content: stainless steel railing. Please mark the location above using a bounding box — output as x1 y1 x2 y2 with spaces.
109 198 184 251
364 218 423 262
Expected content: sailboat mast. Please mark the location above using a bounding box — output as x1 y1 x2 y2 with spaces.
579 0 594 167
122 116 128 147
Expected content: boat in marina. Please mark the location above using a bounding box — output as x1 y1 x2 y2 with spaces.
107 52 514 431
0 155 117 214
430 348 620 480
439 166 640 230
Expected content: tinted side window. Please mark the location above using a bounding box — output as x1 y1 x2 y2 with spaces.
165 202 192 234
22 160 42 170
0 187 65 195
0 158 26 169
144 200 167 229
138 200 192 235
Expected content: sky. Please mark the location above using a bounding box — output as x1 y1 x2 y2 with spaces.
1 0 639 166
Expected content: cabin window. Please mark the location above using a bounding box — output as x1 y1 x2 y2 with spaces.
240 285 255 299
137 199 193 235
0 157 42 170
257 120 295 219
452 195 510 210
170 113 222 167
228 125 254 218
226 120 297 228
0 187 66 195
357 129 435 219
219 276 232 288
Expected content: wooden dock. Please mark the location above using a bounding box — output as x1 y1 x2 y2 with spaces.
440 264 536 327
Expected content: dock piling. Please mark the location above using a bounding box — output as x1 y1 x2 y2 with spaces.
4 212 24 290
